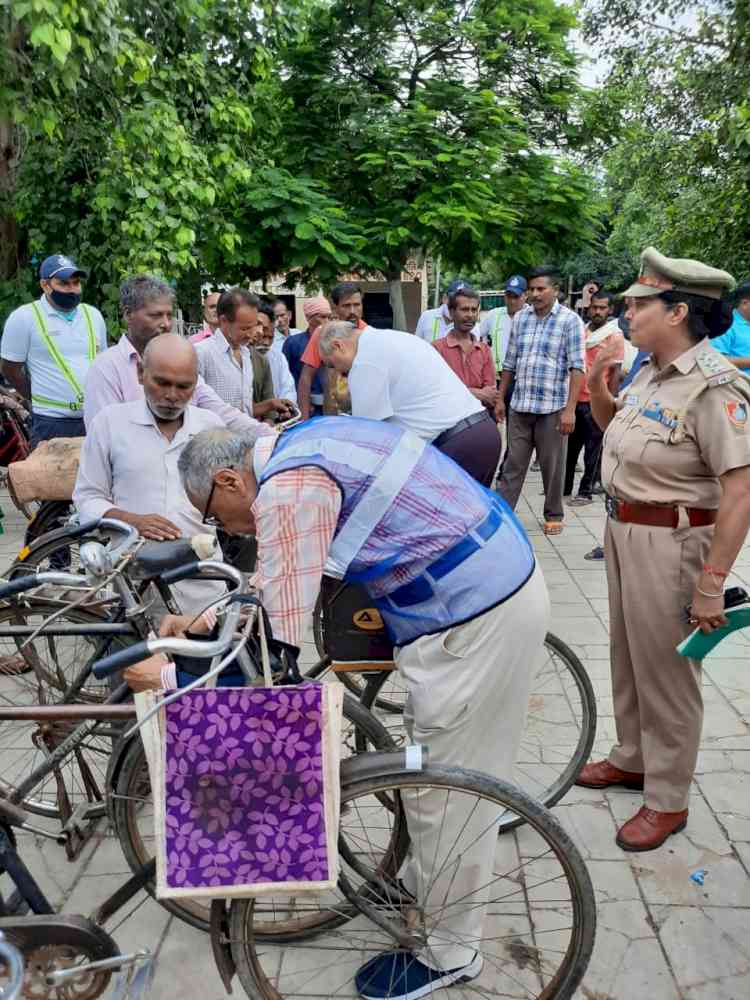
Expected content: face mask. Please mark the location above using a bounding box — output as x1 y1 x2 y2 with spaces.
49 289 82 312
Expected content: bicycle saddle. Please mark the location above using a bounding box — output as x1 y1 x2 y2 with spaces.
131 534 218 580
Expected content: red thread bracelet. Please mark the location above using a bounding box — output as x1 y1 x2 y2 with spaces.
703 565 729 578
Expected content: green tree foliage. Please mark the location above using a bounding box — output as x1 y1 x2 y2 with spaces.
1 0 367 327
279 0 599 326
583 0 750 281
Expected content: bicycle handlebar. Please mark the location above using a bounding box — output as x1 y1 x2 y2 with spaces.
0 575 45 599
92 560 245 679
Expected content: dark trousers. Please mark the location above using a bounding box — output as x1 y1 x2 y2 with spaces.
564 402 602 498
497 378 515 479
498 409 567 521
30 414 84 569
30 414 85 450
436 414 502 488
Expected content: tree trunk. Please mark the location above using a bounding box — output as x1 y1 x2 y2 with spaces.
386 271 407 331
0 117 19 282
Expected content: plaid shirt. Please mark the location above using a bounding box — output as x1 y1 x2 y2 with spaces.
195 329 254 414
252 436 341 648
504 302 585 414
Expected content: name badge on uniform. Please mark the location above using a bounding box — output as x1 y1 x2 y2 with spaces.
640 401 678 429
624 393 639 408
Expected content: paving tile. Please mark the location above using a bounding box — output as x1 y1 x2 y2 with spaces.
655 905 750 998
3 473 750 997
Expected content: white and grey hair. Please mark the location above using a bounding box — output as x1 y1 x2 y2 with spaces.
119 275 175 313
318 320 357 357
178 428 262 504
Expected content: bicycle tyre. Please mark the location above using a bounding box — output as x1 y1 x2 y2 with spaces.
229 763 597 1000
360 631 597 833
0 602 134 818
112 693 396 934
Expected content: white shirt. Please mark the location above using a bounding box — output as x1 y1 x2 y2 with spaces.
73 398 224 612
266 346 297 403
347 328 482 441
414 305 451 342
415 304 480 343
2 296 107 417
274 327 300 349
195 329 254 414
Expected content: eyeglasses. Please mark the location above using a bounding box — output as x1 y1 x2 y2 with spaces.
202 478 221 527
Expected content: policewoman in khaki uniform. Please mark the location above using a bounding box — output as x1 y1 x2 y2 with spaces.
577 248 750 851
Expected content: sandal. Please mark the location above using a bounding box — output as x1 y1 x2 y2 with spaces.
543 521 564 535
584 545 605 560
567 496 593 507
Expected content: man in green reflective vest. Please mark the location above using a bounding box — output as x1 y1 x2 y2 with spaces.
1 254 107 447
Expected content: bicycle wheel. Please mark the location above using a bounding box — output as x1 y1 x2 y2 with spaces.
0 602 134 818
7 516 108 585
360 633 597 833
229 763 596 999
112 692 396 934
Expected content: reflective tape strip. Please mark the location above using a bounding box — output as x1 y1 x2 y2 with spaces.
327 430 426 576
29 302 96 409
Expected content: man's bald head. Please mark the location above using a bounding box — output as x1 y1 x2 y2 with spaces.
142 333 197 376
138 333 198 423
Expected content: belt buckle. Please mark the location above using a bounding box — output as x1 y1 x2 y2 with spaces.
605 494 619 520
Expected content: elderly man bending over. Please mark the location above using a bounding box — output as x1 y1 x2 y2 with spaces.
318 320 502 486
158 419 548 999
73 333 224 616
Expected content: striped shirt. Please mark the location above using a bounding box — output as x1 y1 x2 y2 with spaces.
195 329 254 414
503 302 585 413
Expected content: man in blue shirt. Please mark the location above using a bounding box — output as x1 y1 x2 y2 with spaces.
710 282 750 371
282 297 329 415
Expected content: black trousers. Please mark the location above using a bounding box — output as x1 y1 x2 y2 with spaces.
564 402 602 498
436 413 502 488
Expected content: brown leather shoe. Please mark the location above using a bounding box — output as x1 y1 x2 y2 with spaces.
616 806 688 852
575 759 645 790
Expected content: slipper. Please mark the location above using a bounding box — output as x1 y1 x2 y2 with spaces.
567 496 593 507
543 521 564 535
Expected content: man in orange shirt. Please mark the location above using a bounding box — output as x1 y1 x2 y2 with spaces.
298 282 368 418
564 290 624 504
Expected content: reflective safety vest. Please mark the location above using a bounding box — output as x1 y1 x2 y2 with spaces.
489 308 507 374
257 416 535 646
29 302 97 412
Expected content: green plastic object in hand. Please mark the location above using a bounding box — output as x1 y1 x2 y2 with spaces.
677 607 750 659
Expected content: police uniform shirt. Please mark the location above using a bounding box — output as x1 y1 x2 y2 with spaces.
1 296 107 417
602 339 750 507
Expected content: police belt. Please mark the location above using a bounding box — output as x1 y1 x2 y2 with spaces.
433 409 494 450
386 501 504 609
604 493 717 529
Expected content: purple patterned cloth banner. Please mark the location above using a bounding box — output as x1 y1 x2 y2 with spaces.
162 685 330 890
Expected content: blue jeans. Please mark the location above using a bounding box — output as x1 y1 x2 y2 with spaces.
30 414 85 450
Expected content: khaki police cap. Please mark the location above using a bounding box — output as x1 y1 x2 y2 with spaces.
622 247 735 300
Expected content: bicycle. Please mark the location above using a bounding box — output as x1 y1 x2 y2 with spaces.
1 513 596 844
85 579 598 1000
310 577 597 829
0 532 395 933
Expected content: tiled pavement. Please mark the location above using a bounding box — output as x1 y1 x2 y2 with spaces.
1 469 749 999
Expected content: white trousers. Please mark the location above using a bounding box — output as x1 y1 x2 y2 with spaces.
395 564 549 970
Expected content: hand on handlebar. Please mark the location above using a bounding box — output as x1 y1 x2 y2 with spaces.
127 514 182 541
158 613 208 638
